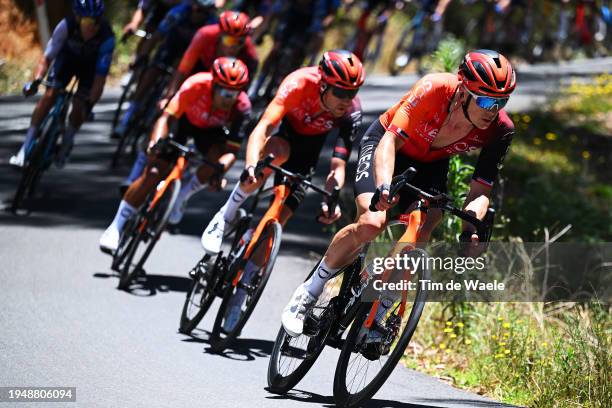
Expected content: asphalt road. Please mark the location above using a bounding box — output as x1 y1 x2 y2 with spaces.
2 58 609 407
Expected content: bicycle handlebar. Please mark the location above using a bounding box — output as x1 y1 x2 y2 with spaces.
369 167 491 238
245 154 341 213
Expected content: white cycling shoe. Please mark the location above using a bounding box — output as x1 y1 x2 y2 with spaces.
9 150 25 168
99 226 120 255
200 209 244 255
281 284 317 337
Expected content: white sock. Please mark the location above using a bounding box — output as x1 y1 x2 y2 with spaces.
109 200 137 233
220 183 249 223
303 258 340 298
176 173 204 209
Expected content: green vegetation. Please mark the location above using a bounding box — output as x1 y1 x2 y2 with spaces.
398 43 611 408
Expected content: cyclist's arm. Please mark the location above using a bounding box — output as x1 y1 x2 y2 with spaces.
435 0 452 15
148 111 173 150
36 19 69 81
462 124 514 232
88 36 115 105
373 130 402 188
124 6 145 33
246 75 301 167
168 28 208 98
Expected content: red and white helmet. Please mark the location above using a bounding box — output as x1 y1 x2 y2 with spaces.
218 10 250 37
458 49 516 97
318 49 365 90
212 57 249 90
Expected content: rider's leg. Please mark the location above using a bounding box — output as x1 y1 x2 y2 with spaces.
100 154 171 252
200 135 290 254
10 86 59 166
169 127 234 225
115 66 162 134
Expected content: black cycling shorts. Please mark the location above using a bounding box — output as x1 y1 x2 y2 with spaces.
174 116 228 156
354 119 449 212
47 50 96 97
273 120 329 213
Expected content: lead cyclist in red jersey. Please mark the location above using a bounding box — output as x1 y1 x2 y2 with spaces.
281 49 517 339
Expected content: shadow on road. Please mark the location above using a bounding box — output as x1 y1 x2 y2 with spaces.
93 272 192 295
265 388 443 408
178 329 273 361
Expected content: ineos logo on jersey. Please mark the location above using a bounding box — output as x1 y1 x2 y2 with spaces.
356 144 375 182
407 79 433 108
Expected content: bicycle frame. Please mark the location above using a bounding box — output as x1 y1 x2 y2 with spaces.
231 183 291 286
363 203 427 330
137 154 187 234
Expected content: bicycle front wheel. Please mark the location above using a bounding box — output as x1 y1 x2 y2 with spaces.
333 248 430 407
210 221 282 352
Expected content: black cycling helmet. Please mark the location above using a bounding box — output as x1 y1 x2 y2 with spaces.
73 0 105 17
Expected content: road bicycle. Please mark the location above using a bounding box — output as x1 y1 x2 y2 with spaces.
387 3 443 76
110 61 173 169
179 155 340 353
110 30 150 133
267 167 493 407
344 5 389 71
10 79 77 214
110 138 221 290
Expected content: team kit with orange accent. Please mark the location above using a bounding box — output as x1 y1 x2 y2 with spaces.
66 0 520 400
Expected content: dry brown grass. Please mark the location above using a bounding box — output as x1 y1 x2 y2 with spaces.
0 0 41 62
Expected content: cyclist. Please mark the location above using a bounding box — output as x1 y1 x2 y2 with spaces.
122 0 182 37
250 0 340 97
112 0 217 140
120 10 258 191
9 0 114 168
281 50 516 343
164 10 259 102
200 49 364 330
99 57 251 253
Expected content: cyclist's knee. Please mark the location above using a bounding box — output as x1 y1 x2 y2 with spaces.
265 136 290 164
354 211 386 243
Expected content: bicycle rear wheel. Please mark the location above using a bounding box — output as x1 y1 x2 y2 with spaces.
111 70 139 132
210 221 282 352
387 24 415 76
333 247 430 407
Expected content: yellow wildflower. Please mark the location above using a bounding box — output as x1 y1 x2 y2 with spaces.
522 115 531 123
545 132 557 141
495 353 504 359
541 342 548 348
439 343 447 350
450 334 457 339
533 138 542 145
504 349 511 355
446 321 453 326
465 339 472 345
503 332 510 338
503 322 511 329
499 342 507 347
582 151 591 160
444 328 453 333
456 322 464 328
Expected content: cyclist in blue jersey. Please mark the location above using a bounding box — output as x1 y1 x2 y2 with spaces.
122 0 182 37
10 0 115 168
112 0 217 140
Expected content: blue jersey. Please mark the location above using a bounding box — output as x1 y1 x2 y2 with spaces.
157 2 217 44
44 16 115 76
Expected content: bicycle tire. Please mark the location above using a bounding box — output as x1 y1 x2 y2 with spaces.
267 278 342 393
178 257 219 334
179 211 250 334
111 71 139 132
210 221 282 352
387 24 416 76
131 178 180 273
333 248 430 407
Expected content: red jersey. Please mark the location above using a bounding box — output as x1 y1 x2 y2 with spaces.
262 66 362 137
177 24 258 78
165 72 251 148
380 73 514 162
